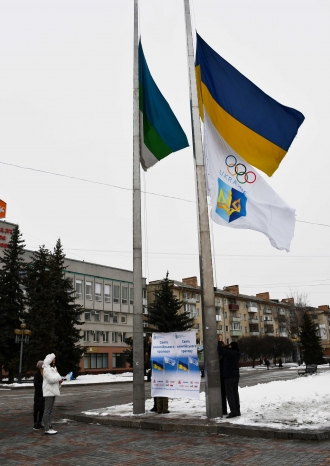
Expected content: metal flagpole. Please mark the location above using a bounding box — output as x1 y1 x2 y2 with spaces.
183 0 222 419
132 0 145 414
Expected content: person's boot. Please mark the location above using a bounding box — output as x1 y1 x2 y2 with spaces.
162 397 169 414
157 397 163 414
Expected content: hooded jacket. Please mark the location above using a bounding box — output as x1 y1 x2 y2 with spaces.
42 353 62 397
217 343 240 378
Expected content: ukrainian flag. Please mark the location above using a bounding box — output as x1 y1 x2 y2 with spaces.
153 361 164 372
178 360 189 371
195 34 304 177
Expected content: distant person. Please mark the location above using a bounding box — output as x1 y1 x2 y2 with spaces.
279 358 283 368
42 353 63 435
264 358 270 370
33 360 45 430
217 335 241 418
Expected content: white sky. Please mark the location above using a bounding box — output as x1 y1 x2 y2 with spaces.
0 1 329 307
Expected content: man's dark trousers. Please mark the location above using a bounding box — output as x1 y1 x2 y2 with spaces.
224 377 240 415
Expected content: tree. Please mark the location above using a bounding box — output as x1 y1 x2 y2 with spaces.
238 336 262 368
123 336 133 368
49 239 84 378
0 226 26 382
262 335 294 364
24 246 58 370
147 272 194 332
299 312 324 365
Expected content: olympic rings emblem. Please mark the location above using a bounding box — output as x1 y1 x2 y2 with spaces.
225 155 256 184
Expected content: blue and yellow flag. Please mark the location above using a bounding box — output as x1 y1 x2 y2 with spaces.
153 361 164 371
195 34 304 177
178 360 189 371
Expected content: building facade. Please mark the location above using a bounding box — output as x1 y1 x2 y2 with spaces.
147 277 330 360
0 220 147 374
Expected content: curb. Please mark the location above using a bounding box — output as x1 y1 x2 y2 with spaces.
61 412 330 441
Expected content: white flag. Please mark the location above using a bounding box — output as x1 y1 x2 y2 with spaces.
203 112 295 252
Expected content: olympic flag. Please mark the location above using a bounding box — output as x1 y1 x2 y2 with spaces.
204 113 295 252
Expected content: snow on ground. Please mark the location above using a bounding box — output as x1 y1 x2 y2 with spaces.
81 370 330 431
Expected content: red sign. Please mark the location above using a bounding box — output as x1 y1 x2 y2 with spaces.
0 200 6 219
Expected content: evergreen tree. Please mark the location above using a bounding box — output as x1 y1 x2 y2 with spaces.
147 272 194 332
299 312 324 365
50 239 84 378
0 226 26 382
24 246 57 370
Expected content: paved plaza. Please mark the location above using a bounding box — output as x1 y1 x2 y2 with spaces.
1 383 330 465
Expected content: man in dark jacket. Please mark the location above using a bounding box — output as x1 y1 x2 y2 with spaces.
217 335 240 418
33 360 45 430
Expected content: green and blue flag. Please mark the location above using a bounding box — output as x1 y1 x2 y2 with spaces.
139 42 189 170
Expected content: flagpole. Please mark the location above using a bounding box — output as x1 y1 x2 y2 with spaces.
132 0 145 414
183 0 222 419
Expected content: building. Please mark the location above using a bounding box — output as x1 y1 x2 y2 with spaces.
0 220 147 374
147 277 330 360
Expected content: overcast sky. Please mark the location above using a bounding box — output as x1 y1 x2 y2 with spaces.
0 0 329 308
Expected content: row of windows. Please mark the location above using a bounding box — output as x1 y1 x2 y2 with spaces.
83 330 127 343
84 311 127 324
75 280 146 304
83 353 127 369
218 325 281 334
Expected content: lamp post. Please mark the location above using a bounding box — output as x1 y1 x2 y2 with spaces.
14 323 31 383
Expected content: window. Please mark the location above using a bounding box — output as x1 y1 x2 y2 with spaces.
104 312 110 322
84 353 108 369
85 311 91 321
244 314 247 321
121 314 127 324
219 325 222 330
122 286 128 304
142 288 147 300
113 285 120 303
185 304 197 319
95 283 102 302
103 331 109 343
104 284 111 303
112 332 118 343
196 294 200 302
224 312 228 318
86 281 93 300
223 299 227 305
93 331 99 342
112 353 126 368
130 288 134 305
225 326 228 332
113 312 118 323
143 321 148 328
75 280 83 299
84 330 90 342
245 326 248 333
226 338 229 345
94 311 100 322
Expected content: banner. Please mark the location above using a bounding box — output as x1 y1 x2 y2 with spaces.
0 200 6 219
150 331 200 400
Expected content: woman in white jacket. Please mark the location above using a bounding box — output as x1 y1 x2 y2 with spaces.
42 353 63 435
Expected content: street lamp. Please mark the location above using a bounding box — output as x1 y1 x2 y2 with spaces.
14 323 31 384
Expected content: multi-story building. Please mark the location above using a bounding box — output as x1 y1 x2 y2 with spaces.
0 220 147 374
147 277 330 360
